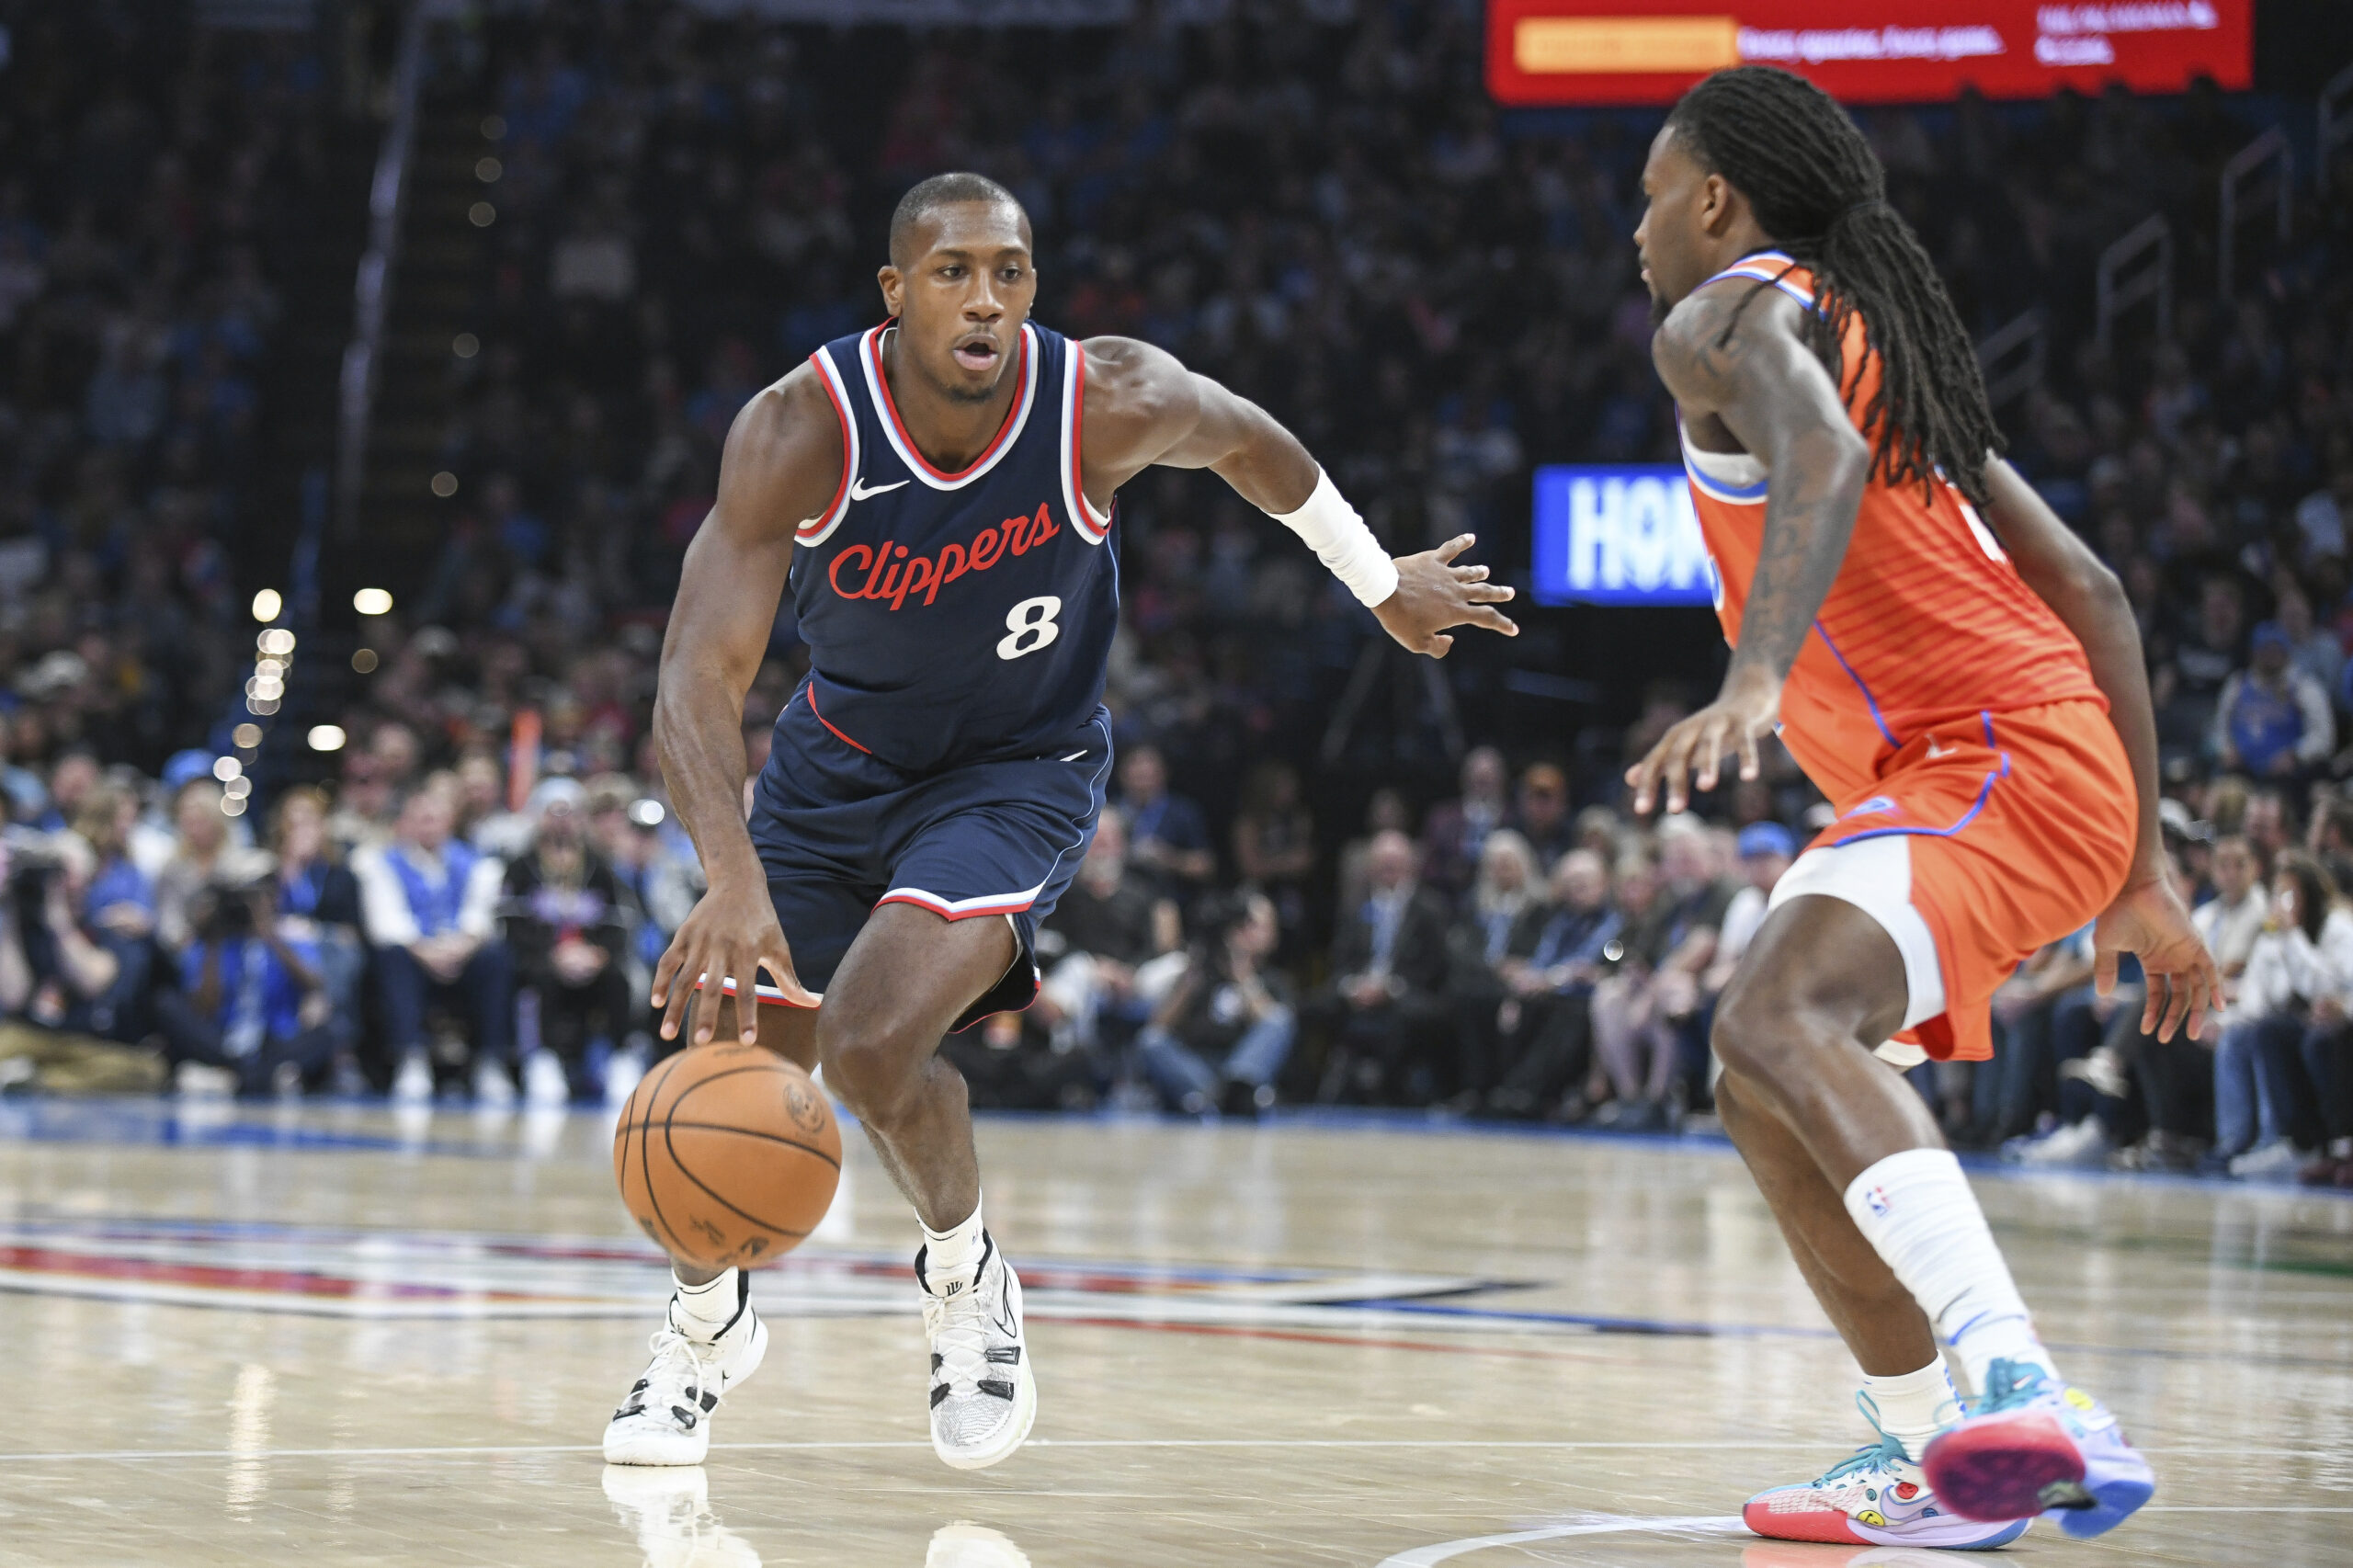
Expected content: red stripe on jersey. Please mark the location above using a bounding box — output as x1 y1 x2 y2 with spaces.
868 324 1031 483
802 685 871 755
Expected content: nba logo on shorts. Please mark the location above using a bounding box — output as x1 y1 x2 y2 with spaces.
1863 1187 1892 1217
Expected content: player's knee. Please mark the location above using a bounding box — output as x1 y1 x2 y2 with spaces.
815 1017 924 1126
1710 971 1812 1083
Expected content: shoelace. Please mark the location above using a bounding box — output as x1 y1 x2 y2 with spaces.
1812 1392 1910 1486
927 1274 995 1396
625 1324 722 1426
1972 1358 2049 1415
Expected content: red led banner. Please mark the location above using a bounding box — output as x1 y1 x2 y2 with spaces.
1488 0 2253 106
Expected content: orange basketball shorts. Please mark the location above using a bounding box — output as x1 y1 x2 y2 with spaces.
1765 699 2137 1063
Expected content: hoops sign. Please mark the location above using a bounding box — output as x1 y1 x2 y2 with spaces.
1530 465 1715 608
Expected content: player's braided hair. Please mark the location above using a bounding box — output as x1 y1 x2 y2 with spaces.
1666 66 2004 507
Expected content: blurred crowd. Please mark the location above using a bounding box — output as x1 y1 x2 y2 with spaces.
1 5 2351 1183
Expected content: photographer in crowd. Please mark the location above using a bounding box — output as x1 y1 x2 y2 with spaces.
154 869 340 1098
1136 890 1294 1119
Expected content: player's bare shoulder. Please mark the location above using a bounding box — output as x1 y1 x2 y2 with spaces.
1649 278 1803 415
714 359 846 535
1077 334 1204 463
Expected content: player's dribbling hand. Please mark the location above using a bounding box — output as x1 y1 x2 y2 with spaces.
1624 667 1782 815
652 875 818 1047
1373 534 1518 657
2094 875 2219 1043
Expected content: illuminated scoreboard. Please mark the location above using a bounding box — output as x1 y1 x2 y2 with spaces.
1487 1 2253 106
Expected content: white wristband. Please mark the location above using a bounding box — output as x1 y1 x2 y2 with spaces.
1266 468 1399 608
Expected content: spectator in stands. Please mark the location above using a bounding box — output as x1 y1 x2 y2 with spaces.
2 835 140 1041
2155 576 2246 758
1035 811 1178 1071
1586 817 1733 1130
156 872 336 1098
1420 745 1508 903
38 750 100 835
1335 788 1412 918
1703 823 1793 999
1136 890 1294 1118
1229 760 1315 952
503 780 632 1106
2200 835 2273 983
1513 763 1574 868
73 784 155 948
2212 852 2351 1179
2244 788 2296 866
1447 830 1548 1105
153 779 235 952
2311 796 2353 903
1117 744 1213 899
1979 928 2101 1149
1314 829 1452 1104
357 784 514 1104
2212 622 2335 782
269 788 366 1093
1483 846 1621 1120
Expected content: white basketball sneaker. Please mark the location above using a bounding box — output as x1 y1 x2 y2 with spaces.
602 1280 768 1465
916 1233 1038 1471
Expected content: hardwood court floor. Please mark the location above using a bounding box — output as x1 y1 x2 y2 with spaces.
0 1097 2348 1567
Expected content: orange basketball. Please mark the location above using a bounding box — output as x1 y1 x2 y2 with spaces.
613 1042 842 1272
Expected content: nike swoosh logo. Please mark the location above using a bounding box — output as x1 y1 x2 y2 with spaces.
848 476 910 501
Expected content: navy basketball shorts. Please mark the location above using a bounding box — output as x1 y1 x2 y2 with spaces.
747 696 1112 1029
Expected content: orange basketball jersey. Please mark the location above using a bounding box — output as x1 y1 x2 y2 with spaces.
1678 252 2104 804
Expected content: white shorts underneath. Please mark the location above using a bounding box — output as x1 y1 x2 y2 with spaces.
1765 834 1948 1070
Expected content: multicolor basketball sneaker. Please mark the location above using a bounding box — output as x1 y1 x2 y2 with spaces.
1922 1359 2154 1538
1744 1395 2029 1550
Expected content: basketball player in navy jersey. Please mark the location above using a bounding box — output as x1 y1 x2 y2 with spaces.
603 173 1517 1471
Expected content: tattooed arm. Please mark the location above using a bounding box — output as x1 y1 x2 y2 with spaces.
1626 282 1871 814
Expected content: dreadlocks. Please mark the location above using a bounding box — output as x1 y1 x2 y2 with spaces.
1666 66 2004 508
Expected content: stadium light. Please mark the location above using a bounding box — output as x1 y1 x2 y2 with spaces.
354 588 394 616
308 725 347 753
251 588 282 622
212 756 241 781
232 723 262 749
259 628 296 656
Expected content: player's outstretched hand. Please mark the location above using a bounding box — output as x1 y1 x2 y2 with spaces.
2094 874 2219 1043
1624 667 1782 815
1373 534 1518 657
652 875 819 1048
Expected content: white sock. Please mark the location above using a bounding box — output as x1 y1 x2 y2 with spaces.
920 1194 985 1291
669 1268 744 1343
1843 1148 2059 1393
1863 1356 1963 1461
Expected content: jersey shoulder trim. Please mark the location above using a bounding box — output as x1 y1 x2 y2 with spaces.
860 322 1039 491
1061 340 1113 544
1700 248 1817 311
798 348 861 546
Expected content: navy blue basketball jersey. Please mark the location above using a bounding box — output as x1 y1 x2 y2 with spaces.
781 320 1118 775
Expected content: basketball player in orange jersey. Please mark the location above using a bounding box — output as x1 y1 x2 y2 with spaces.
1624 69 2217 1548
605 174 1515 1473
